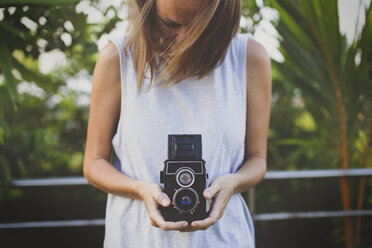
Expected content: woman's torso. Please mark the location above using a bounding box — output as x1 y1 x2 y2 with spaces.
104 33 255 248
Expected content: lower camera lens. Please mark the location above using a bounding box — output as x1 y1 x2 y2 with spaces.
181 195 192 206
173 188 199 213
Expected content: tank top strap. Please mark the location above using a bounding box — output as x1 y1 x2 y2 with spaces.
221 33 250 114
107 36 128 99
107 36 129 162
230 33 250 89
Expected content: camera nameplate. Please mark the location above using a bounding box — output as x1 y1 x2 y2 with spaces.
165 161 204 175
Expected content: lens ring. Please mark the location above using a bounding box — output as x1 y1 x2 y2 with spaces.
176 168 195 187
172 187 200 214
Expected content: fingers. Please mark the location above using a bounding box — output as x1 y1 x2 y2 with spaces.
155 192 171 207
192 216 217 229
149 207 188 231
147 182 228 232
182 184 227 232
162 221 189 231
179 217 215 232
181 203 223 232
147 191 189 231
203 188 215 200
150 210 188 230
148 204 165 228
203 182 221 200
180 198 223 232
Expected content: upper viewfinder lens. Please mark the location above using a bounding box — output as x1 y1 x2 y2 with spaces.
177 169 194 187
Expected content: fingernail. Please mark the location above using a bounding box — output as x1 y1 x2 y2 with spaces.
182 223 188 228
205 191 211 198
162 199 169 205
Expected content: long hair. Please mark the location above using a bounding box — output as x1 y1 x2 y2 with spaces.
124 0 241 93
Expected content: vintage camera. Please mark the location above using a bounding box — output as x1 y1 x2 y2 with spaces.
160 134 208 223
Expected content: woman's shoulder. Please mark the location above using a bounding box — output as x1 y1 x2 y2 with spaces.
225 33 270 76
96 40 121 78
92 41 121 91
245 37 271 90
227 33 268 63
99 41 121 65
245 36 270 68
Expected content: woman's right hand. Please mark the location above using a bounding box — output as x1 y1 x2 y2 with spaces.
138 181 189 231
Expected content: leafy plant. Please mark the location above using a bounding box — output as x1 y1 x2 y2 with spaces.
0 0 122 198
265 0 372 246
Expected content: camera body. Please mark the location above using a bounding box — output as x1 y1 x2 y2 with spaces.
160 134 208 223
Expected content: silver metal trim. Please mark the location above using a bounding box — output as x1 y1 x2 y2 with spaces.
176 168 195 187
3 169 372 228
0 219 105 228
264 168 372 179
253 209 372 221
172 187 200 214
11 177 88 186
9 168 372 187
1 209 372 228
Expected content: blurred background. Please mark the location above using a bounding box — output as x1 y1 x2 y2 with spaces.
0 0 371 247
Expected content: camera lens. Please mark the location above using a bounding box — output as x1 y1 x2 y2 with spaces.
181 195 192 206
179 171 192 185
173 188 199 213
176 169 194 187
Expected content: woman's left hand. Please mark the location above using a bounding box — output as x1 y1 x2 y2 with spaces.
180 173 236 232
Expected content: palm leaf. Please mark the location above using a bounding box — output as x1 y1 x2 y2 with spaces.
0 109 10 144
266 0 372 245
0 41 19 110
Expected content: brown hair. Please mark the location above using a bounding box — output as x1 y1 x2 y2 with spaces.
124 0 241 93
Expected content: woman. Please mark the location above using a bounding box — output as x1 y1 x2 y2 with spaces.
83 0 271 247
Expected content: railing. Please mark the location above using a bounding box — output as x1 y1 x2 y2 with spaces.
1 168 372 228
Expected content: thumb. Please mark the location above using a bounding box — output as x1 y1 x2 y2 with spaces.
156 192 171 207
204 185 219 200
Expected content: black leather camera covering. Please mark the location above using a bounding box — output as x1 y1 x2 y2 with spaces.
160 134 208 223
168 134 202 160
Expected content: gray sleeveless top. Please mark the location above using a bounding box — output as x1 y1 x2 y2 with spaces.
105 33 255 247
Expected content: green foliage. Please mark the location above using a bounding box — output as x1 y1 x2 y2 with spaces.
266 0 372 170
0 42 19 110
0 0 370 246
1 0 81 4
262 0 372 246
0 110 10 144
241 0 263 34
0 1 122 198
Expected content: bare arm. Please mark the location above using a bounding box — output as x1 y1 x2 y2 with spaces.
83 42 142 199
83 42 187 230
232 37 271 194
186 38 271 231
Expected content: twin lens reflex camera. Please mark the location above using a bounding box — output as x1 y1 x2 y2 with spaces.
160 134 208 223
